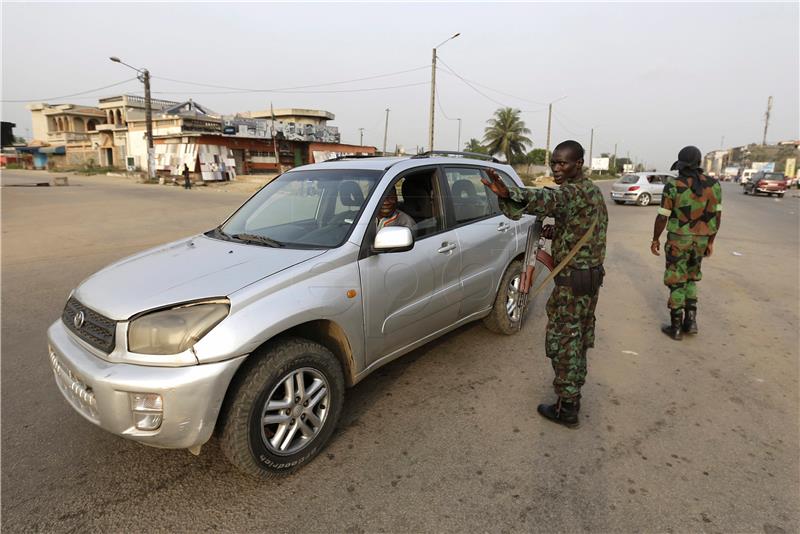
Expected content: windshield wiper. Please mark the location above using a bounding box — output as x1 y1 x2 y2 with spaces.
231 233 285 248
205 226 236 241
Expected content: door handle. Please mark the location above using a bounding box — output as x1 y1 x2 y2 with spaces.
497 222 511 232
437 242 457 254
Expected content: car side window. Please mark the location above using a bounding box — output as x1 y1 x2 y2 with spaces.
647 175 660 184
444 167 494 225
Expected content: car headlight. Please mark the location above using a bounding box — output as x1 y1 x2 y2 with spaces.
128 301 229 355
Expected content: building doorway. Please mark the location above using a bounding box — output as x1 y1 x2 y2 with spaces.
105 148 114 167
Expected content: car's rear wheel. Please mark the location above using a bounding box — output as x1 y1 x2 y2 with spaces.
219 337 344 479
637 193 651 206
778 193 785 198
483 257 552 335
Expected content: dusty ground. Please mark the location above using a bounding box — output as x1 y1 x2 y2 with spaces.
2 169 798 533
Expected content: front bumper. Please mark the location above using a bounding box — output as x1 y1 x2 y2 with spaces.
47 320 246 449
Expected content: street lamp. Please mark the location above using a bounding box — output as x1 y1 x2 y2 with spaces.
109 56 154 179
428 32 460 152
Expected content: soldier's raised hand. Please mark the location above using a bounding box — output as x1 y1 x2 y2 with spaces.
481 168 510 198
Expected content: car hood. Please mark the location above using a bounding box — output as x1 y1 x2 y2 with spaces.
74 235 327 320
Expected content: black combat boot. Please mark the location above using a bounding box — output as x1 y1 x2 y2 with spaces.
661 309 683 340
537 397 580 429
683 301 698 334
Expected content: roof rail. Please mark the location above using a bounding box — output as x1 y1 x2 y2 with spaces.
411 150 501 163
321 154 382 162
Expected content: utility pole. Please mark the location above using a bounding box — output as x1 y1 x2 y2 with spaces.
588 128 594 172
143 69 153 179
720 135 725 149
383 108 390 155
428 33 460 152
544 103 553 170
358 128 364 146
110 56 154 179
456 118 462 151
762 96 773 146
612 142 617 174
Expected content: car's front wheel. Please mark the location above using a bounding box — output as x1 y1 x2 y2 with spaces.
637 193 651 206
219 337 344 479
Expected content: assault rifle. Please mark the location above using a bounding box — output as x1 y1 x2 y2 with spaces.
516 218 547 329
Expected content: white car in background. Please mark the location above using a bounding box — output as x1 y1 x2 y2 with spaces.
609 172 677 206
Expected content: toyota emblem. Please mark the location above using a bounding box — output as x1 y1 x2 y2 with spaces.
73 311 85 329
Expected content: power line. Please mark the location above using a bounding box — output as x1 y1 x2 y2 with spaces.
0 78 139 103
436 57 548 110
435 58 508 108
152 65 429 94
151 80 429 96
435 86 458 121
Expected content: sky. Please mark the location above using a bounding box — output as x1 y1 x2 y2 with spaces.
1 1 798 168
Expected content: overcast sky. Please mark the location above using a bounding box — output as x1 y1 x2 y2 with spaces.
2 2 798 168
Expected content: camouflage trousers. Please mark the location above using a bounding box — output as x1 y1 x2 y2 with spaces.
545 286 600 400
664 233 709 310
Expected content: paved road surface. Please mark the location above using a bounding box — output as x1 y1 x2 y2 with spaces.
2 169 798 533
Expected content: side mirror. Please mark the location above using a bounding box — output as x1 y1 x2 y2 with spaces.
372 226 414 253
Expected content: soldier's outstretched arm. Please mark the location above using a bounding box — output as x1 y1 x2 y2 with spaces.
482 168 563 220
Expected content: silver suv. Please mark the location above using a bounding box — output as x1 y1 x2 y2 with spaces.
47 153 540 478
610 171 676 206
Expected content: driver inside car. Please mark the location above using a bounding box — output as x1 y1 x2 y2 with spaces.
376 188 415 230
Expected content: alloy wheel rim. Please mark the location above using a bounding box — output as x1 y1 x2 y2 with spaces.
260 367 329 456
638 194 650 206
506 274 522 322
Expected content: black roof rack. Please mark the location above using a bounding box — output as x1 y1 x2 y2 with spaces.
321 154 384 162
411 150 501 163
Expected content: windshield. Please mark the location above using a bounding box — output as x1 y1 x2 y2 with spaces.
763 173 785 181
620 174 640 184
218 169 382 248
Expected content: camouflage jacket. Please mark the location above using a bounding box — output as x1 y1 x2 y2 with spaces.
498 176 608 272
657 175 722 236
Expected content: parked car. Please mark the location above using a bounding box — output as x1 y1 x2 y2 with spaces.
609 171 677 206
47 153 550 478
743 171 787 197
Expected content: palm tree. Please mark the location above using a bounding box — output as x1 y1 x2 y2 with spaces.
483 108 532 164
463 138 487 154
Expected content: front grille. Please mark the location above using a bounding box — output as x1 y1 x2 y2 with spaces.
62 297 117 353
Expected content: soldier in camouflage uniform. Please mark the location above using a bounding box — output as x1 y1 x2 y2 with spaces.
651 146 722 340
483 140 608 429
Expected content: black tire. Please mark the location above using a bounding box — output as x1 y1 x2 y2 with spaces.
743 188 749 195
219 337 344 479
483 258 552 334
637 193 651 206
483 259 523 335
778 193 785 198
613 200 625 205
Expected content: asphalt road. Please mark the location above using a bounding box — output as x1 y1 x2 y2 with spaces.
2 169 798 533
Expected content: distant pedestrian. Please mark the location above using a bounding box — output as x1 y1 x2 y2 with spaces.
651 146 722 340
182 164 192 190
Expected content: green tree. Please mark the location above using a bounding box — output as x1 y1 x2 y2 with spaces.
483 107 532 164
463 138 487 154
526 148 548 165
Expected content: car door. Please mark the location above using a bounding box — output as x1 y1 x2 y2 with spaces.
647 174 665 201
442 165 517 319
358 167 462 365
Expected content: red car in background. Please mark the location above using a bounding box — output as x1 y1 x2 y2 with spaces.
743 171 787 197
